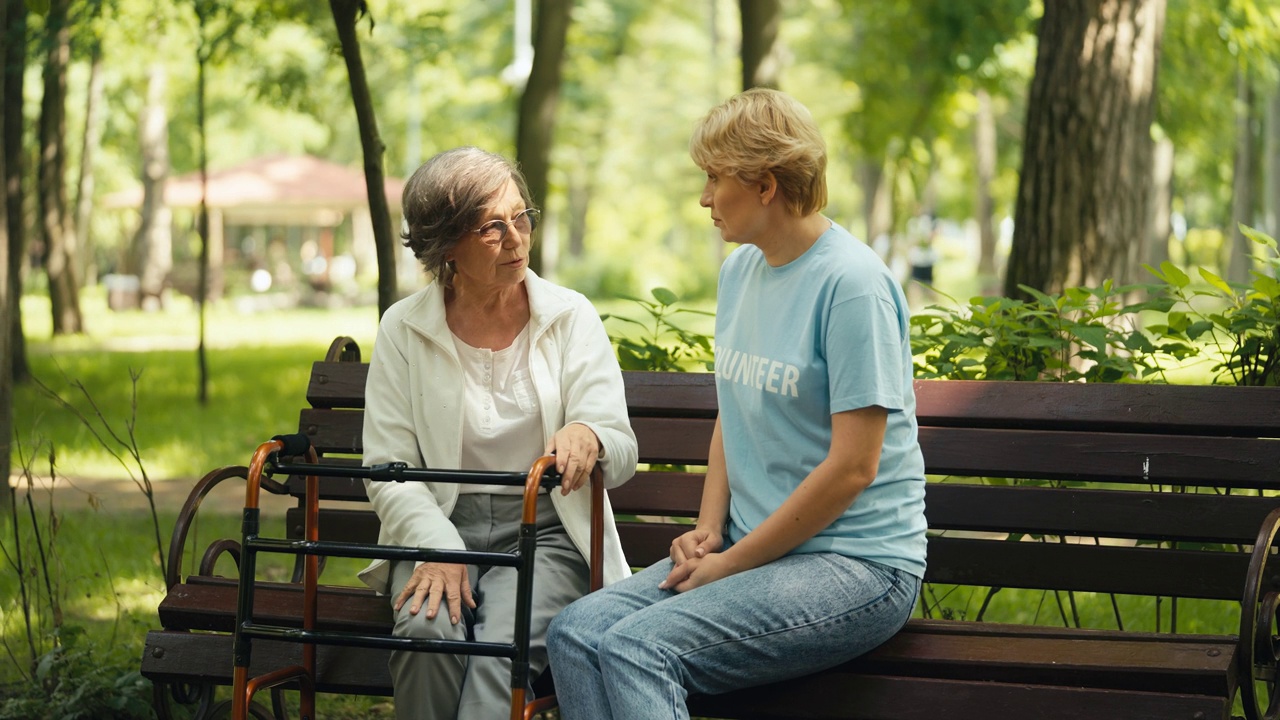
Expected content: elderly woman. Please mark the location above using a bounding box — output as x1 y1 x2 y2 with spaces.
547 88 926 719
358 146 637 720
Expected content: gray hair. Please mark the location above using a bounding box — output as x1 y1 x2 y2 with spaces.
400 147 534 284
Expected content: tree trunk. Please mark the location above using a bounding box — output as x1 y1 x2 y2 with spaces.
1267 82 1280 243
974 88 998 279
1147 136 1173 270
516 0 572 275
4 0 26 383
74 38 104 287
1227 69 1257 283
0 0 13 517
860 158 893 254
330 0 396 317
739 0 781 90
196 47 209 404
1004 0 1166 296
567 178 589 258
131 62 171 309
38 0 82 334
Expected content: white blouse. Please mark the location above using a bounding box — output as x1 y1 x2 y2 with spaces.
452 325 546 495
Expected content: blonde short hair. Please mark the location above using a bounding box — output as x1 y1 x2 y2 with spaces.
689 88 828 217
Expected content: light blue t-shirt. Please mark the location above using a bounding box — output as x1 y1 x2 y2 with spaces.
714 222 927 578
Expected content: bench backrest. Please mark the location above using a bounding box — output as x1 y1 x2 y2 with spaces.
289 349 1280 604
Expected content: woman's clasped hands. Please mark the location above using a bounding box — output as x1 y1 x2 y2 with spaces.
659 527 730 593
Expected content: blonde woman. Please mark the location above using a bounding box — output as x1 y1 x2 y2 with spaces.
547 89 926 720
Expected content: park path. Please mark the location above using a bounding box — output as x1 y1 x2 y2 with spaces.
8 473 293 516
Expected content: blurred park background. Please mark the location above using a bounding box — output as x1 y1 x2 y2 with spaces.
2 0 1280 717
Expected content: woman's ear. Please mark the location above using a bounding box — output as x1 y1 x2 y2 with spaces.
759 171 778 206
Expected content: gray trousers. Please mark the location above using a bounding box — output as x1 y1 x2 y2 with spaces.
388 494 589 720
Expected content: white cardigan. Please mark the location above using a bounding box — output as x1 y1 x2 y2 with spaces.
357 271 639 593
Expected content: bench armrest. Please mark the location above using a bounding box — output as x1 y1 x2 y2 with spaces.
1238 506 1280 720
166 465 290 590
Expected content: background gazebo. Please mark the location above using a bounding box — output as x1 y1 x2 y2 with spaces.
106 154 405 301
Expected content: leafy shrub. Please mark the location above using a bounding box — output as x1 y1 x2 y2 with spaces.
908 280 1164 382
0 626 153 720
1134 226 1280 386
602 288 714 372
912 226 1280 385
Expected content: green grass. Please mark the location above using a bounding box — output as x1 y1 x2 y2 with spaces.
15 291 378 481
1 506 388 719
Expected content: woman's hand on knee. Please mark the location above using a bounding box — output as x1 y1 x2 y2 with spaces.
395 562 476 624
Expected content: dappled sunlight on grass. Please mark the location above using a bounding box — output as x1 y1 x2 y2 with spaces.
71 579 166 622
920 584 1240 635
17 345 328 480
22 289 379 352
16 292 383 482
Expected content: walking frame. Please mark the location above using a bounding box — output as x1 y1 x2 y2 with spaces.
229 433 606 720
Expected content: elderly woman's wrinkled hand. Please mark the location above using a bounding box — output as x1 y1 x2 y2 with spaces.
547 422 601 496
394 562 476 625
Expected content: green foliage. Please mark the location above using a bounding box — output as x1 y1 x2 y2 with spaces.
910 225 1280 386
613 229 1280 386
909 281 1177 382
1134 226 1280 386
602 288 714 372
0 627 153 720
831 0 1034 158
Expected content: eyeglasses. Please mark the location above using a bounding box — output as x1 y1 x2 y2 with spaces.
472 208 540 246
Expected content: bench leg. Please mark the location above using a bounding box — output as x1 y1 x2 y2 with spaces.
152 680 279 720
152 679 216 720
207 699 276 720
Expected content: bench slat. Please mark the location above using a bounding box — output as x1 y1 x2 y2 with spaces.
281 482 1277 545
608 472 705 516
306 361 368 410
159 580 389 633
300 388 1280 490
284 474 368 502
925 483 1279 544
144 630 391 696
914 378 1280 437
632 417 717 465
687 671 1230 720
287 507 382 544
925 536 1277 600
298 408 364 455
614 522 1273 600
623 372 718 418
919 426 1280 488
860 621 1235 696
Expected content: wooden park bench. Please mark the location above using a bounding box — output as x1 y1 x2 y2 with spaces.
142 336 1280 720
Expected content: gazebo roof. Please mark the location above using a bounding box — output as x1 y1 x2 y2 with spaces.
105 154 403 224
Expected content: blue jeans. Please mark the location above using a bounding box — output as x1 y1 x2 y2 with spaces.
547 553 920 720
